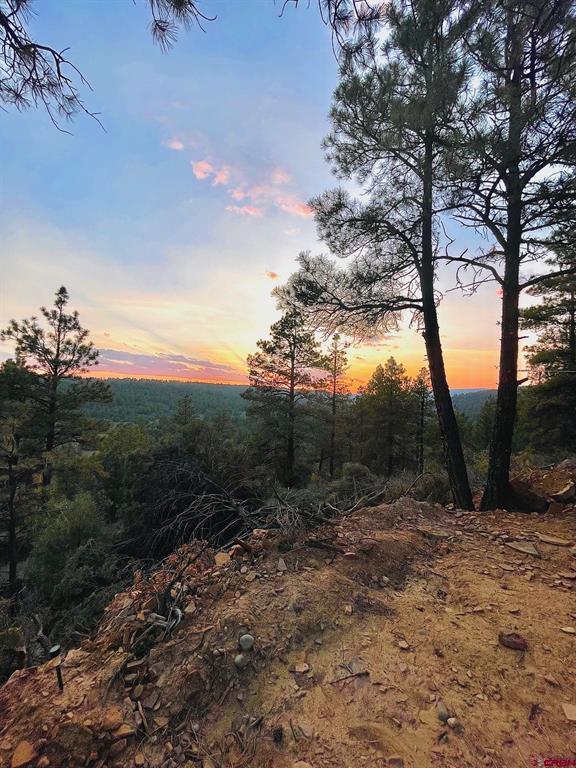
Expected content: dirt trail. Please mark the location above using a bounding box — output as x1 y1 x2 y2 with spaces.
1 498 575 768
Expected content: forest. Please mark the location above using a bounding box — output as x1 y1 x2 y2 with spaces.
1 1 576 765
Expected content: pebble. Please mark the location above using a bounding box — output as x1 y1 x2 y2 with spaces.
234 653 250 669
447 717 459 729
239 634 255 651
436 700 449 723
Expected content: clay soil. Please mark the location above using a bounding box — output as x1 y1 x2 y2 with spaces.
1 498 576 768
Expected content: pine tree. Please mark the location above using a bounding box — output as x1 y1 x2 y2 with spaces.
321 334 349 477
1 287 110 476
243 310 325 486
520 245 576 379
278 0 476 507
446 1 576 508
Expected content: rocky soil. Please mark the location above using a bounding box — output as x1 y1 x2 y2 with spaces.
1 490 576 768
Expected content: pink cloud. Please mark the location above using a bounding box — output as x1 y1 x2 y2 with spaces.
213 166 231 186
225 205 263 218
230 187 247 200
271 167 291 185
265 271 279 280
164 138 185 151
276 196 312 217
191 160 214 180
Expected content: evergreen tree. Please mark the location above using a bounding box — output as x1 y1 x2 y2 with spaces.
1 286 110 459
355 358 414 476
243 310 325 486
278 0 476 507
412 367 433 475
447 1 576 508
321 334 349 477
520 245 576 379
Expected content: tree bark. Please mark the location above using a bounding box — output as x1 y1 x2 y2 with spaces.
421 135 474 509
329 367 337 477
481 16 523 511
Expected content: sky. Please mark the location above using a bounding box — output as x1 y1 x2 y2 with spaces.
0 0 507 390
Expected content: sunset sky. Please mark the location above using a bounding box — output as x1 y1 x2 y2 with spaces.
0 1 510 390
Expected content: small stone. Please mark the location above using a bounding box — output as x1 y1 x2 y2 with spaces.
292 662 310 674
561 626 576 634
234 653 250 669
447 717 459 729
214 552 230 566
239 634 255 651
436 700 449 723
112 723 135 740
498 632 528 651
135 755 146 766
398 640 410 650
544 674 560 687
109 739 127 757
277 557 287 572
36 758 50 768
102 707 124 731
11 742 36 768
387 757 405 768
562 702 576 722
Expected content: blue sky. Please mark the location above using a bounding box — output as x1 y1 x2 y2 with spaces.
0 1 504 387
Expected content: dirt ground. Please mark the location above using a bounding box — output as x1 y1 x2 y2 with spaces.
1 497 576 768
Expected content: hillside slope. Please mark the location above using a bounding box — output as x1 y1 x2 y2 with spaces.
1 498 576 768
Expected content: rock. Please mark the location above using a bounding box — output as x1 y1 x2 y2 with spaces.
292 662 310 674
11 741 36 768
343 604 353 615
234 653 250 669
387 757 405 768
498 632 528 651
504 541 540 557
109 739 127 757
214 552 230 566
536 533 574 546
239 633 255 651
184 600 197 615
135 755 146 766
447 717 459 729
102 707 124 731
398 640 410 650
562 703 576 722
112 723 136 740
36 758 50 768
551 482 576 503
436 700 450 723
544 674 560 687
277 557 287 572
509 479 548 513
560 626 576 634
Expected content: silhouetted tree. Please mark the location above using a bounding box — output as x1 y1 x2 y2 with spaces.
243 310 325 486
1 287 110 475
446 1 576 508
320 333 349 476
278 0 476 508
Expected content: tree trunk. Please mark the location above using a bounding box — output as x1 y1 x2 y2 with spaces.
569 289 576 368
7 461 18 608
421 135 474 509
417 387 425 476
481 21 523 511
286 350 296 487
329 370 337 477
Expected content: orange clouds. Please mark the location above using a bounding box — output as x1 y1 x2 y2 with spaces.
265 271 279 280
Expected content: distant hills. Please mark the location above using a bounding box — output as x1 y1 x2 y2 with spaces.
84 378 496 424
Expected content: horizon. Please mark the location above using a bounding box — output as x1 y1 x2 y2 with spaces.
0 1 515 389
